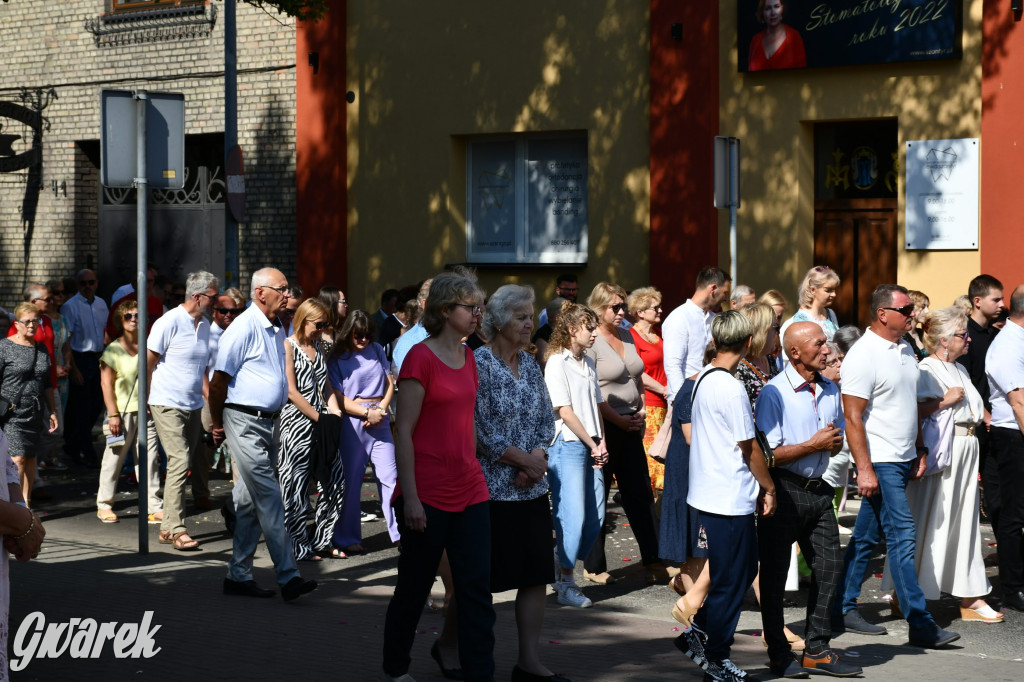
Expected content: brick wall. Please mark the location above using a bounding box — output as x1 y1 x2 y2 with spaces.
0 0 296 309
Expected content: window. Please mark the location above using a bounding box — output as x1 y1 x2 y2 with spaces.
466 132 588 265
111 0 205 13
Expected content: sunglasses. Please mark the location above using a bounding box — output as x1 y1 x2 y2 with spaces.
123 312 139 321
314 321 329 330
33 296 55 304
609 303 626 313
213 308 239 315
79 279 97 286
881 304 915 317
354 333 371 342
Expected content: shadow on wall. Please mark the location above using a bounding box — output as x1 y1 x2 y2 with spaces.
335 2 651 299
982 0 1020 113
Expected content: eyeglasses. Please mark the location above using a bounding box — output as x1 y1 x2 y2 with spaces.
196 292 215 300
213 308 239 315
32 296 54 304
260 285 289 295
952 331 968 340
123 313 139 321
314 321 329 330
826 355 844 367
339 299 348 305
881 304 915 317
79 279 97 286
643 305 662 312
609 303 626 313
16 319 39 326
453 303 482 316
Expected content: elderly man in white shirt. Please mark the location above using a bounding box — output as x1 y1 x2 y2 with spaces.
210 268 317 602
61 269 109 465
661 266 731 404
985 283 1024 613
147 271 218 551
837 284 957 649
754 322 860 678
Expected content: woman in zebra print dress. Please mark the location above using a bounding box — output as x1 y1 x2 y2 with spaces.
279 298 347 560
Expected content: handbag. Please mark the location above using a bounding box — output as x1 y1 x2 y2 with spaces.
920 406 954 476
646 404 673 462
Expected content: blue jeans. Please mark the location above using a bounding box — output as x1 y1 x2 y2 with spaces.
838 460 933 629
548 433 605 571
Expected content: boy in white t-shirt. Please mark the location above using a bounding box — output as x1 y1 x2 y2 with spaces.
676 311 776 682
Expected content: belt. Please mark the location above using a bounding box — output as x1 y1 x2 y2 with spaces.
224 403 280 420
954 424 976 437
774 467 828 493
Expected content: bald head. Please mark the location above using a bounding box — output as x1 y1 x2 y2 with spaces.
1010 284 1024 320
784 321 829 373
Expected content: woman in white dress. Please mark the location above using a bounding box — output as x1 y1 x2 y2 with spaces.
882 306 1002 623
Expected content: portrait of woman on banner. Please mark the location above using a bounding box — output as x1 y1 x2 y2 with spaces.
748 0 807 72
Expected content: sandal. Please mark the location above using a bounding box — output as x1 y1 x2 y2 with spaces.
671 595 699 626
159 530 201 551
299 554 323 562
97 509 119 524
148 511 164 524
342 544 365 556
318 547 347 559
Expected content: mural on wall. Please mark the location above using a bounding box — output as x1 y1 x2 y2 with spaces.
738 0 963 73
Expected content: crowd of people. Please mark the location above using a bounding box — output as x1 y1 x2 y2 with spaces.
0 261 1020 682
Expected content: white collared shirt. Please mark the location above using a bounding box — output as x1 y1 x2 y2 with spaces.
214 304 288 411
61 292 109 352
986 319 1024 430
206 321 226 381
544 348 604 443
841 328 921 463
662 299 714 403
148 305 210 411
755 363 845 478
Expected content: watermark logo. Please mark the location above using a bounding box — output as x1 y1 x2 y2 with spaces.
10 611 161 671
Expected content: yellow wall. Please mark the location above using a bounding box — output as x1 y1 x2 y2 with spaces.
345 1 651 311
718 1 983 313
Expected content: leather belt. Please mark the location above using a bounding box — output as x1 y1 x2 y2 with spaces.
774 467 828 493
224 403 280 420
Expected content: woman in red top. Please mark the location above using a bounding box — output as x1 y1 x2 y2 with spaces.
748 0 807 71
381 270 496 682
628 287 669 497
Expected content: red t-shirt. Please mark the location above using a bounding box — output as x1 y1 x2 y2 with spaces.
630 327 668 408
7 314 56 387
394 343 489 512
748 25 807 72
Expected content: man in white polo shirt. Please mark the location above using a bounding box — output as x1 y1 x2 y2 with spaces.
210 267 316 601
755 322 860 678
147 271 218 551
837 284 958 648
985 283 1024 612
681 310 775 682
662 266 731 404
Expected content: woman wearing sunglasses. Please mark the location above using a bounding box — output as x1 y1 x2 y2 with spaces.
582 282 671 585
327 309 399 555
95 301 163 523
278 298 346 560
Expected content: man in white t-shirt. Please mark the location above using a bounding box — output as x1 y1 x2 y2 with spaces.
662 266 731 404
147 271 217 551
678 311 775 681
837 284 958 649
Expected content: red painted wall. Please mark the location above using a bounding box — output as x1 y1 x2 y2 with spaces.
295 1 348 296
649 1 720 310
981 2 1024 288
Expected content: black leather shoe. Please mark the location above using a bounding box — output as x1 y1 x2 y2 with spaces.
801 650 863 677
908 622 960 648
510 665 571 682
223 578 274 598
769 654 809 679
281 576 318 601
430 641 463 680
1002 590 1024 612
842 609 887 635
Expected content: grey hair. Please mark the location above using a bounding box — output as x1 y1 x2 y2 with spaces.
730 284 755 306
832 325 862 355
482 284 535 339
711 309 753 353
22 282 48 302
250 268 279 299
185 271 219 298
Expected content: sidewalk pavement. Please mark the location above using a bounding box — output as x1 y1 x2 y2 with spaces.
9 465 1024 680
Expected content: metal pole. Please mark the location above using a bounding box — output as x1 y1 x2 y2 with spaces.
729 138 740 284
134 91 150 555
225 0 239 288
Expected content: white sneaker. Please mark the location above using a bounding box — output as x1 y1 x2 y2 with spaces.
556 583 593 608
361 511 378 523
838 524 853 535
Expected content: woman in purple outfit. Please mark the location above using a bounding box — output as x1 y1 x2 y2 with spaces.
327 310 399 553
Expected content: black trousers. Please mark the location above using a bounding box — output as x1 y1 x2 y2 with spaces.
585 418 659 572
758 471 842 660
64 351 103 461
382 498 495 681
695 511 758 661
991 427 1024 593
978 427 1001 535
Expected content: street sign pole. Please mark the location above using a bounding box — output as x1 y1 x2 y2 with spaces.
713 136 741 283
134 91 150 555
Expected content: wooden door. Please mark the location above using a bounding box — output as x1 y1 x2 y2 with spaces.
814 200 897 328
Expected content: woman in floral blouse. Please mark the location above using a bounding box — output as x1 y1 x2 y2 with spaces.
474 284 567 682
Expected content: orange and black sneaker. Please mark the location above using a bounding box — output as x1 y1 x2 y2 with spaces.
801 650 863 678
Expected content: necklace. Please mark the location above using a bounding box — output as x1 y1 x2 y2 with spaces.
633 324 657 344
934 357 975 422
